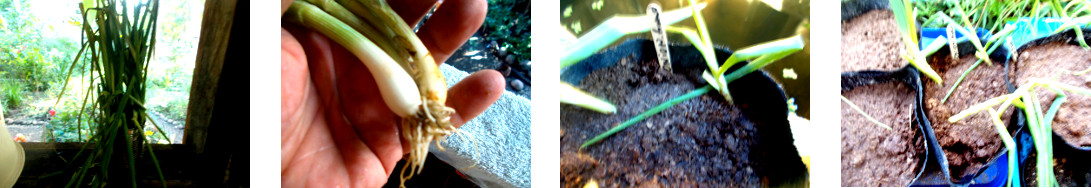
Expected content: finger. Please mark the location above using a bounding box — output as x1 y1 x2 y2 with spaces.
387 0 440 26
446 70 506 127
416 0 488 64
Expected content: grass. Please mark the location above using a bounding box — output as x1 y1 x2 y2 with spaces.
1 81 24 109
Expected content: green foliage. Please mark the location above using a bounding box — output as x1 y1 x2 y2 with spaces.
484 0 530 62
152 93 187 121
0 80 24 108
0 0 78 92
47 109 95 142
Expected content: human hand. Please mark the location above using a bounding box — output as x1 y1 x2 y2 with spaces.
280 0 501 187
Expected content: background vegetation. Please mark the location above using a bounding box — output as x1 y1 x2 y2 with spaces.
0 0 202 143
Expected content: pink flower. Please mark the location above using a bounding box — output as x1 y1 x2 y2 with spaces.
49 109 56 116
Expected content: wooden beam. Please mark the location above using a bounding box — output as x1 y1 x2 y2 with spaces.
16 143 199 187
185 0 237 153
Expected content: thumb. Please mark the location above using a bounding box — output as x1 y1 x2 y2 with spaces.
445 70 505 127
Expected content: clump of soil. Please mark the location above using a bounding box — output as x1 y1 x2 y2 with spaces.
841 82 924 186
923 55 1008 179
842 10 906 72
560 57 761 187
1011 42 1091 148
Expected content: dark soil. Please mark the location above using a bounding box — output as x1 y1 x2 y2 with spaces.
1020 145 1091 186
841 10 906 72
841 82 924 186
923 55 1008 180
1011 42 1091 148
560 57 760 187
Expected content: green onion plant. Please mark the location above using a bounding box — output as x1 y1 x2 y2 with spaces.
891 0 945 84
48 0 171 187
558 4 705 114
948 78 1089 187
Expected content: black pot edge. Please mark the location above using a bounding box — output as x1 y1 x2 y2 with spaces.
1007 27 1091 185
560 38 809 186
841 1 934 186
840 0 888 22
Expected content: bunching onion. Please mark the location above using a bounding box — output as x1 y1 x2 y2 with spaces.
947 78 1089 187
49 0 172 187
570 0 804 148
282 0 462 187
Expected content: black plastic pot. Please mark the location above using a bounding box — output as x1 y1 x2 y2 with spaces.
1011 27 1091 152
840 66 932 186
840 1 930 186
910 37 1018 187
1008 28 1091 186
561 39 807 186
842 0 1020 185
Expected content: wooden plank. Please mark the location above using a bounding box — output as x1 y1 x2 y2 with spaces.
16 143 196 187
184 0 237 153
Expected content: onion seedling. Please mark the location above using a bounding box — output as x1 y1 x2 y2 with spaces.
840 95 892 130
559 3 706 68
560 83 616 114
283 1 460 187
949 78 1091 187
890 0 944 84
559 4 704 113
